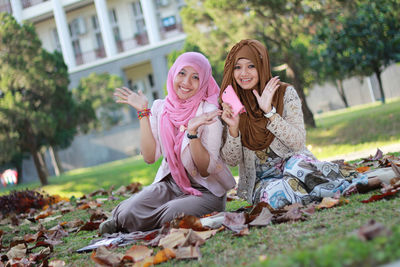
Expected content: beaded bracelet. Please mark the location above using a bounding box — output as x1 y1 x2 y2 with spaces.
137 108 151 119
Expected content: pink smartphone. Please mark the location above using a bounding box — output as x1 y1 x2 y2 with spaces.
221 85 246 117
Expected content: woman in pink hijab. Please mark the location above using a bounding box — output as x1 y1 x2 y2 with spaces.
100 52 236 234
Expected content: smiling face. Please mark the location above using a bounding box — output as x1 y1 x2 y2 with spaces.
173 66 200 100
233 58 259 90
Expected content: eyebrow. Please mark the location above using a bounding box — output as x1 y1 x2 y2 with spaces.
181 68 199 75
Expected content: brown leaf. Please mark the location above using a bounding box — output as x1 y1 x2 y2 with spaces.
390 160 400 177
223 212 248 234
153 248 175 264
356 166 370 173
373 149 384 160
181 229 205 247
60 219 84 229
48 260 66 267
249 202 281 216
132 256 154 267
158 229 186 249
316 197 340 209
274 206 306 223
78 221 102 232
24 231 45 243
47 225 69 240
89 210 108 222
223 212 246 226
88 189 108 198
91 246 123 266
194 229 218 240
123 245 153 262
175 245 201 259
249 208 273 226
361 187 400 203
28 247 51 263
6 243 26 260
357 220 390 241
177 215 207 231
126 182 142 194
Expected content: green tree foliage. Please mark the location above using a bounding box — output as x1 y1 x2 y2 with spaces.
313 0 400 104
180 0 343 127
72 72 124 132
0 13 90 185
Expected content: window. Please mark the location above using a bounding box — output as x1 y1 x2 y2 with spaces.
162 16 176 31
132 1 146 34
51 28 61 52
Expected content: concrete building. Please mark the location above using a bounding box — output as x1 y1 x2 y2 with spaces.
0 0 186 182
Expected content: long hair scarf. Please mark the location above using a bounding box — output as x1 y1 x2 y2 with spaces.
160 52 220 196
219 39 289 151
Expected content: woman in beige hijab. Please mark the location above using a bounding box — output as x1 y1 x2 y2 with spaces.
219 39 369 209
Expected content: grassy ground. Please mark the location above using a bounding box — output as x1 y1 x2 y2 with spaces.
307 98 400 159
1 99 400 266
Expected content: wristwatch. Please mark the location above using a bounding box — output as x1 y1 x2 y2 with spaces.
264 106 276 118
187 132 198 139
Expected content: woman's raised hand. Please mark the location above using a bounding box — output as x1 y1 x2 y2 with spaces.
114 87 148 111
220 102 240 128
187 109 222 134
252 76 280 113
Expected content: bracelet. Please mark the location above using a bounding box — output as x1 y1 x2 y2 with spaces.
264 106 276 118
187 132 198 139
137 108 151 119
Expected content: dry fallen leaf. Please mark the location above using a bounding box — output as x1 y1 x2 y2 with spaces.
249 207 274 226
123 245 153 262
48 259 66 267
175 245 201 259
316 197 340 209
158 230 186 249
6 243 27 260
153 247 176 264
357 219 390 241
91 246 123 266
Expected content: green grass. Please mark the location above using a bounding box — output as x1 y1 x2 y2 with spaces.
307 98 400 159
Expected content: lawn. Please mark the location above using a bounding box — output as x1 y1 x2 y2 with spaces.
1 99 400 266
307 98 400 159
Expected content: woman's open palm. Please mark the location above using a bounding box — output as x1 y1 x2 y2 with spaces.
114 87 148 111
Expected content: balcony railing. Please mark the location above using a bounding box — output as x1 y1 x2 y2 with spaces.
116 32 149 53
22 0 48 9
75 47 106 66
160 23 184 40
0 1 12 13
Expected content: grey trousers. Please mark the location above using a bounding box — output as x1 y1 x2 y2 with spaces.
112 175 225 232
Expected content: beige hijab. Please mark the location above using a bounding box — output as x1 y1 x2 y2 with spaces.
220 39 289 151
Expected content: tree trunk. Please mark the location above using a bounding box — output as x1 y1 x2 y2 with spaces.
286 63 316 128
25 123 48 185
335 79 349 108
374 69 386 104
38 151 50 177
49 146 64 176
30 149 48 185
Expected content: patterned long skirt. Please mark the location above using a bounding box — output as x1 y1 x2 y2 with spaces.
252 153 367 209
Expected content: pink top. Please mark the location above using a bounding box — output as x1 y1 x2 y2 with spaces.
150 99 236 197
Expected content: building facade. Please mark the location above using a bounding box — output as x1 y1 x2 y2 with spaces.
1 0 186 181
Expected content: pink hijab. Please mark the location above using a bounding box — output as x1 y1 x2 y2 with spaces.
160 52 220 196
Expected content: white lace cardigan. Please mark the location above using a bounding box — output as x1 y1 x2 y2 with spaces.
220 86 315 203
